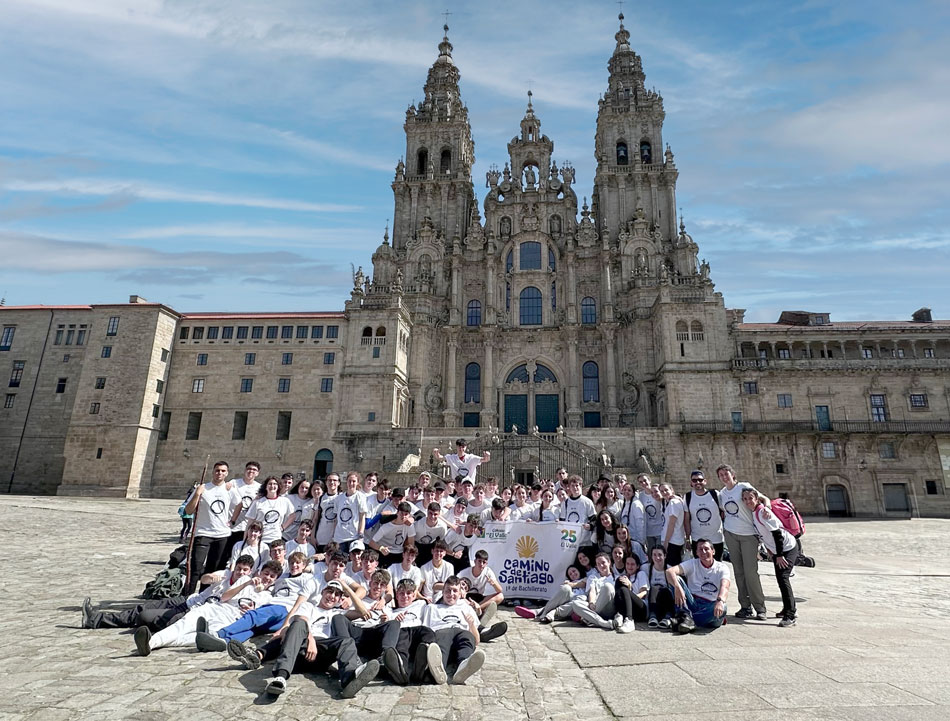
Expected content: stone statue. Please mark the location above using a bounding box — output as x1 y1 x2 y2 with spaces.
394 267 404 288
550 214 561 236
635 249 648 274
524 165 536 188
500 217 511 239
353 265 365 292
700 258 710 281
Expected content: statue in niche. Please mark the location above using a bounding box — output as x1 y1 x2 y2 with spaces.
635 249 648 275
659 262 669 282
524 165 536 188
549 214 561 237
394 268 404 288
500 217 511 239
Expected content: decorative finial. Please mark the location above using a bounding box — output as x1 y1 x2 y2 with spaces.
679 208 686 233
384 220 390 243
527 89 533 109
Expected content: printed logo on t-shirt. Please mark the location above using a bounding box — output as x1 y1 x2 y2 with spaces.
210 499 226 515
567 510 581 523
696 507 713 524
264 510 280 524
241 496 253 510
420 533 434 544
339 507 353 523
442 613 461 625
275 587 291 597
644 505 657 518
324 506 337 521
394 533 404 546
238 597 257 611
701 581 718 596
723 500 740 516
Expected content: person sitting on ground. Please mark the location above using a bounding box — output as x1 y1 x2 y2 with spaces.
743 487 800 627
515 564 586 623
457 576 509 642
420 539 454 601
284 478 314 541
226 520 269 572
613 552 649 633
226 580 378 698
458 549 505 622
414 501 451 566
387 544 424 596
389 578 437 684
646 545 676 628
570 552 618 630
194 551 316 651
134 560 280 656
419 576 485 685
82 556 255 632
444 513 480 573
370 500 416 567
286 519 316 564
351 549 385 595
665 538 731 634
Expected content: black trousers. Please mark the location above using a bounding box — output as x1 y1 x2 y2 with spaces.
649 586 676 620
259 617 361 684
690 540 725 561
613 581 649 622
665 543 684 568
331 616 401 660
186 535 229 593
433 627 475 674
86 597 187 631
396 626 436 682
774 545 801 618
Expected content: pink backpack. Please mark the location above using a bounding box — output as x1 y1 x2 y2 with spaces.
770 498 805 538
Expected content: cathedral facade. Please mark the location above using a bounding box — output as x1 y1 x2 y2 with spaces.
2 19 949 517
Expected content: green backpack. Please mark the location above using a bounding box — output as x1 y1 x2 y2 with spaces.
142 567 185 599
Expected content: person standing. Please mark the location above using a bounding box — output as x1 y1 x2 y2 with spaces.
659 483 686 567
433 439 490 484
684 470 725 560
637 475 663 550
743 488 800 627
224 461 261 560
184 461 234 593
717 463 767 620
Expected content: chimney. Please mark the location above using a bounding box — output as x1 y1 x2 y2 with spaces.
129 295 148 304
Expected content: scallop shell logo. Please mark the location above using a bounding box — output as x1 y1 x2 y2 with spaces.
516 535 539 559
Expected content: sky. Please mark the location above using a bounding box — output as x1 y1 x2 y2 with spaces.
1 0 948 322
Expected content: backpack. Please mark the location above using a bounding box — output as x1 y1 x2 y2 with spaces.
142 567 184 599
167 545 187 570
770 498 805 538
685 489 720 512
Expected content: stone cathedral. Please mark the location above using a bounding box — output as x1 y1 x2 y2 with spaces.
2 17 949 518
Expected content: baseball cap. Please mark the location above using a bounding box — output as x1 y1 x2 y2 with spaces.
324 580 345 593
348 540 366 552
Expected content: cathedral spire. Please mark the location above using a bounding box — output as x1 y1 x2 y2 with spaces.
606 12 646 98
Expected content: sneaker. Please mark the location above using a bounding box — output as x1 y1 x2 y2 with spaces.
425 643 447 685
778 616 797 628
195 631 227 652
480 601 498 627
195 616 207 634
773 609 789 618
514 605 537 620
264 676 287 696
81 597 93 629
382 647 408 685
677 612 696 634
612 613 623 630
450 649 485 685
755 610 768 621
619 619 636 634
734 607 754 619
658 617 672 629
479 621 508 642
648 615 659 628
133 626 152 656
227 639 261 670
341 659 379 698
410 643 429 685
538 615 553 625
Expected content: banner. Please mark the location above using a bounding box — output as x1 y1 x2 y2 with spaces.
471 520 583 600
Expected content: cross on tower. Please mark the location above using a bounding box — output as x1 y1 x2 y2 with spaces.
442 9 452 29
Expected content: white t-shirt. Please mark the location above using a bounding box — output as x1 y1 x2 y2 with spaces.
421 560 455 597
393 598 427 628
311 571 358 598
414 517 450 546
623 569 649 595
388 563 424 590
640 492 664 536
459 565 499 596
508 501 536 521
364 492 387 521
284 496 315 540
752 505 797 555
286 540 316 559
229 479 261 532
307 605 344 639
332 492 368 543
246 496 295 543
444 528 477 561
421 600 478 632
228 540 269 572
686 490 724 544
719 483 757 536
444 453 483 483
465 499 488 517
372 519 416 554
191 482 233 539
619 497 646 545
584 572 614 598
559 495 596 524
648 566 667 593
315 492 340 545
679 558 731 603
271 572 317 609
662 496 686 545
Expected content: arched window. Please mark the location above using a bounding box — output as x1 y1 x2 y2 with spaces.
362 326 373 337
616 141 629 166
534 364 557 383
639 140 652 164
583 361 600 402
581 297 597 324
519 287 542 325
505 250 513 273
314 448 334 480
464 363 481 403
440 149 451 174
375 326 386 337
548 246 556 270
417 148 428 175
506 365 530 383
690 320 704 341
520 241 541 270
467 300 482 327
675 320 689 341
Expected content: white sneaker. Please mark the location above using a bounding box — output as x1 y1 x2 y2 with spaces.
264 676 287 696
425 643 447 685
619 619 637 634
450 649 485 685
612 613 623 630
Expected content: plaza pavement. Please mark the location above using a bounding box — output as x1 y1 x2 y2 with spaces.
0 495 947 721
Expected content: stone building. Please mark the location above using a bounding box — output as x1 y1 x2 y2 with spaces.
1 18 949 517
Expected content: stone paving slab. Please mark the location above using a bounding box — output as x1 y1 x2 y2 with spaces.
1 496 949 720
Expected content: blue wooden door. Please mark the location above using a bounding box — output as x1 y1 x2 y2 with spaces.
535 394 559 433
504 395 528 433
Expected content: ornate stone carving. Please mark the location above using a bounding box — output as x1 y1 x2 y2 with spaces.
424 375 443 411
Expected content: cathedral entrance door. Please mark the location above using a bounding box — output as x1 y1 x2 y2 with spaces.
535 394 559 433
504 395 528 434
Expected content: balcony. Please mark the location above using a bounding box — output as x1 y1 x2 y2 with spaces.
680 419 950 434
733 357 949 371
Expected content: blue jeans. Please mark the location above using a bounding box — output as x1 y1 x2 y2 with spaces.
216 604 288 641
674 578 725 629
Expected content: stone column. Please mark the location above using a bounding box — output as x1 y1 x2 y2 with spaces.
567 253 578 324
442 336 460 427
481 332 497 428
566 331 581 428
604 327 621 427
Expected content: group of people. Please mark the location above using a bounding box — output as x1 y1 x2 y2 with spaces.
82 439 806 698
